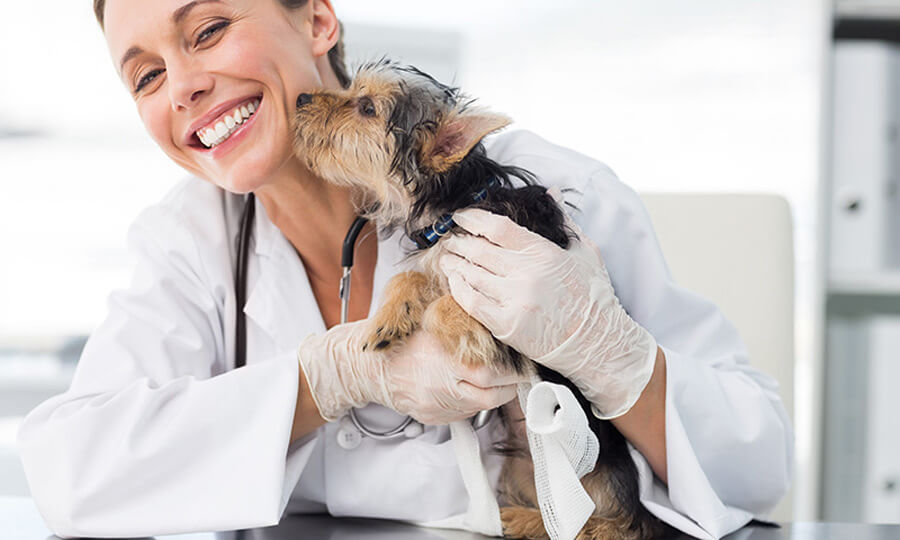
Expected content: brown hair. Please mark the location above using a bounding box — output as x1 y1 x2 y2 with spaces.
92 0 351 88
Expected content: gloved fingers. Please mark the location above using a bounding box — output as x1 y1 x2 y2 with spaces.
457 380 520 411
458 362 532 388
439 252 507 305
411 399 470 426
441 233 513 277
452 207 551 252
445 271 505 336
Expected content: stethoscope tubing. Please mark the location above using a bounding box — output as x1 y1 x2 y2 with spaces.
234 192 256 369
340 215 420 439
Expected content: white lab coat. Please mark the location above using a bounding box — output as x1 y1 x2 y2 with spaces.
17 129 793 539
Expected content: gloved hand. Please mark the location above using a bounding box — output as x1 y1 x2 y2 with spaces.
437 194 658 419
297 319 526 424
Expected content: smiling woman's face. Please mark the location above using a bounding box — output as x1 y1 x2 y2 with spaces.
103 0 339 193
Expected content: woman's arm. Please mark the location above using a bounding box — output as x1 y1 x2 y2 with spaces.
17 202 315 538
564 163 793 533
611 346 667 484
441 128 793 538
291 368 327 442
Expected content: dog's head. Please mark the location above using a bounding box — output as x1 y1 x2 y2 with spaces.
291 58 511 225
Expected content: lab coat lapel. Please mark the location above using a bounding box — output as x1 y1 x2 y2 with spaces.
242 196 326 354
242 195 413 355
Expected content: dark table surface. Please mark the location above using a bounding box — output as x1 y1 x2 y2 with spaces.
4 496 900 540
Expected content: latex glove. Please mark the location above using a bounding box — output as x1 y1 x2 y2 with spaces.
297 319 526 424
437 196 657 419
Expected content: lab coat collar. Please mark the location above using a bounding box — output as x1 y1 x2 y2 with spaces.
242 194 414 352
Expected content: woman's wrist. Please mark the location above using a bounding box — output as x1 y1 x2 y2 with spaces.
584 333 658 420
609 346 668 483
290 360 329 442
537 304 657 419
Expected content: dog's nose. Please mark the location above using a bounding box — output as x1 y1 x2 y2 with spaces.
296 93 313 108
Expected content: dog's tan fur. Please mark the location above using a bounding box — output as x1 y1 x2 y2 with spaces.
291 62 666 539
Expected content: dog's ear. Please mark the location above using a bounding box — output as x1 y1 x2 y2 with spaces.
420 110 511 173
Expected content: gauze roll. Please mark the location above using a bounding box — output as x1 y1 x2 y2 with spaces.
518 380 600 540
420 380 600 539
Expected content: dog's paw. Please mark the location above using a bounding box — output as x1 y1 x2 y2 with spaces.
362 271 436 353
362 301 418 352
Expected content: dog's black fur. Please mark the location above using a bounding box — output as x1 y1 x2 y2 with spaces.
391 120 663 537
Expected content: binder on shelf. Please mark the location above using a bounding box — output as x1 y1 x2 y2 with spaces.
863 317 900 523
823 315 900 523
822 316 869 521
829 41 900 274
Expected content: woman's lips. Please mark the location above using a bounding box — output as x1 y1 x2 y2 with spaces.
198 96 263 159
188 96 262 152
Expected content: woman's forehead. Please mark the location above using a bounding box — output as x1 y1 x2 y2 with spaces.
104 0 230 74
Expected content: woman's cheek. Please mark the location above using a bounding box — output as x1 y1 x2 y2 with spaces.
213 28 271 79
140 101 173 151
139 100 201 176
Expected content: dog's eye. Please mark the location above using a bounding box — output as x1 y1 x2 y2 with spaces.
358 97 377 118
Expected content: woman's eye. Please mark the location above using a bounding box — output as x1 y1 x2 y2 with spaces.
195 21 230 46
131 20 229 94
135 69 164 93
358 97 376 117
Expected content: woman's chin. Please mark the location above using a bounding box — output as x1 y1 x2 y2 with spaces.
207 157 274 193
221 174 266 195
193 142 294 194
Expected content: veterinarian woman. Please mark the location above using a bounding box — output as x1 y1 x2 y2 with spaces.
17 1 793 538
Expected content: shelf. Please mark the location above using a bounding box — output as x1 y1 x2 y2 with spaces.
829 273 900 296
836 1 900 19
834 18 900 43
834 1 900 42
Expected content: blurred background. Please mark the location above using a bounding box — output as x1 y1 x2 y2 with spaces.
3 0 900 525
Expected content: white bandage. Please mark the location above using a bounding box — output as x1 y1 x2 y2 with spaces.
448 420 504 536
518 379 600 540
431 380 599 540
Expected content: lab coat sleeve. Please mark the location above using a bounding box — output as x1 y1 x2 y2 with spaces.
16 203 317 538
570 167 794 539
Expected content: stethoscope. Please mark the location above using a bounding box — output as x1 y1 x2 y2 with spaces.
234 192 493 449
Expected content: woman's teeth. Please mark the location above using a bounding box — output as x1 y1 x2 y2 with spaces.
197 99 260 148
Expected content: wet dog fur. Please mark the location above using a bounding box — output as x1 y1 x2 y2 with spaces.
290 58 671 540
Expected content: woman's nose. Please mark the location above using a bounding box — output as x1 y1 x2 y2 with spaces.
167 62 215 111
174 89 207 111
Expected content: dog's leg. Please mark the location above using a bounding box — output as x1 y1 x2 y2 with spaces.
420 294 522 372
501 506 550 540
363 271 440 351
503 505 641 540
577 515 645 540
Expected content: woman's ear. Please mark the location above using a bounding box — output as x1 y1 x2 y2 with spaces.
309 0 339 58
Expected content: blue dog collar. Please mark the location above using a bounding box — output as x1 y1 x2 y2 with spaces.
410 177 498 250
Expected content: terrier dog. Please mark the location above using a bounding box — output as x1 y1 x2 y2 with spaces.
291 59 671 540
